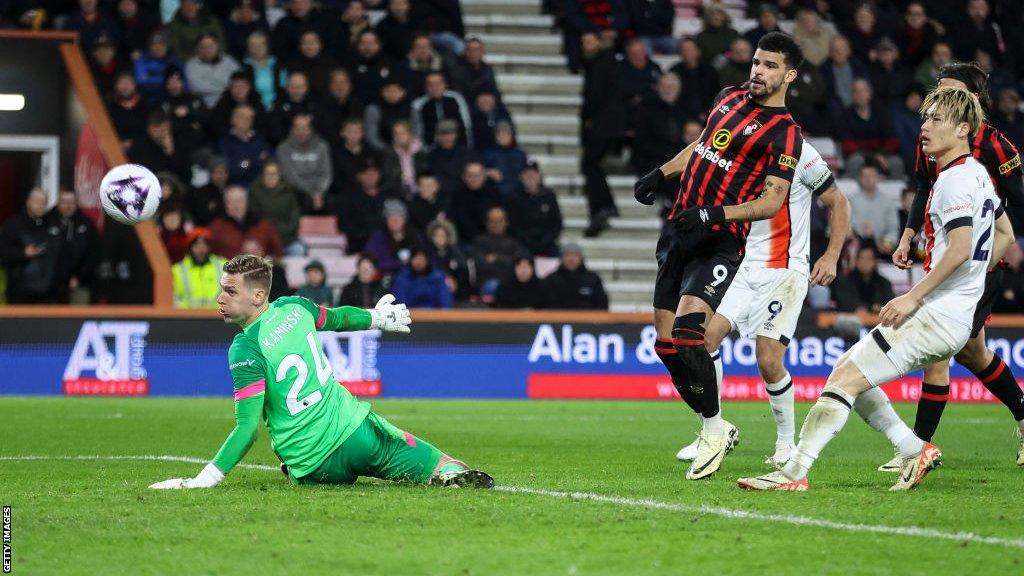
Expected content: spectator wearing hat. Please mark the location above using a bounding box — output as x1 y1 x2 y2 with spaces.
209 69 267 139
336 160 389 253
172 227 227 309
868 38 913 107
543 243 608 310
453 161 502 244
364 81 412 151
223 0 269 61
189 156 229 226
295 259 334 306
185 33 240 108
209 185 284 258
411 72 474 149
243 31 285 110
426 119 474 198
507 161 562 257
316 69 365 149
392 247 454 309
470 91 512 152
338 255 388 307
217 104 271 185
425 219 470 301
481 122 526 195
493 256 547 309
470 205 526 299
60 0 119 54
249 159 305 256
331 118 382 198
450 37 499 103
380 120 427 197
166 0 226 60
87 34 125 99
277 114 333 205
130 109 193 183
157 65 210 152
375 0 416 63
114 0 159 59
135 30 183 102
364 199 423 276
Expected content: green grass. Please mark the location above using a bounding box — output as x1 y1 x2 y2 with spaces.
2 397 1023 575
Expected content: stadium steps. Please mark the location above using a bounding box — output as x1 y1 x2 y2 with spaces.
465 14 555 36
477 34 562 56
487 54 571 76
514 113 579 136
462 0 543 16
503 93 581 116
518 134 580 156
497 73 582 95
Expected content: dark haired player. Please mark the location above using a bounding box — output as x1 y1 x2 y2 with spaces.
149 254 493 490
633 32 805 480
867 62 1024 471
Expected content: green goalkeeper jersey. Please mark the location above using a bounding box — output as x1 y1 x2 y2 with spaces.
213 296 373 478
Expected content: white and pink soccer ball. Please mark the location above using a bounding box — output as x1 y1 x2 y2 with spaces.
99 163 161 225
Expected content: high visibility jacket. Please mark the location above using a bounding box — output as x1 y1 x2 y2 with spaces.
172 255 225 309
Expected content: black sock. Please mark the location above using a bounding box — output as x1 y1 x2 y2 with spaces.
655 338 704 415
974 356 1024 421
913 382 948 442
671 319 718 418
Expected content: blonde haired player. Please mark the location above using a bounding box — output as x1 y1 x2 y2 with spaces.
738 86 1014 491
675 142 851 467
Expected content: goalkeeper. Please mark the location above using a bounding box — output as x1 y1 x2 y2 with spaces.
150 254 493 490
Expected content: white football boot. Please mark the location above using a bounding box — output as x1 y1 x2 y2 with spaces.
889 442 942 491
675 435 700 461
764 441 795 469
685 420 739 480
877 448 902 472
737 470 808 491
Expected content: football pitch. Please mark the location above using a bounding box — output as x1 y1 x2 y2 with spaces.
2 397 1022 575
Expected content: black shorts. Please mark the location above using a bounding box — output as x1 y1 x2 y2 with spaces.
970 267 1003 338
653 227 743 312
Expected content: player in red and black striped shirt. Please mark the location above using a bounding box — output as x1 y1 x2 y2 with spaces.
632 32 805 480
870 62 1024 469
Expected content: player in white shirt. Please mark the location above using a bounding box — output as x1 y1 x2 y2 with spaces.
738 86 1014 492
675 142 851 468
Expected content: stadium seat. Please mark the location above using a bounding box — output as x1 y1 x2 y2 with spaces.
534 256 560 279
282 254 358 289
298 216 347 253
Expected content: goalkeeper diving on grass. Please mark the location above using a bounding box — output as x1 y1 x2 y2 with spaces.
150 254 493 490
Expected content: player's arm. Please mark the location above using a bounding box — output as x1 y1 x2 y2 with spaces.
990 207 1014 270
987 133 1024 234
634 137 701 205
893 143 932 269
149 341 268 490
879 213 973 329
291 294 411 333
722 175 791 222
810 183 851 286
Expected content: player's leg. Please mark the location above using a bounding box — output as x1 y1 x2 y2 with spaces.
870 359 950 472
671 312 732 461
755 336 796 466
954 327 1024 464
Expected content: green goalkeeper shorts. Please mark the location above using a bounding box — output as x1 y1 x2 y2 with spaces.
297 412 444 485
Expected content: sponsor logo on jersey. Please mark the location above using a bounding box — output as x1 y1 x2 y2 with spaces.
778 154 797 169
742 121 761 136
998 154 1021 175
718 104 731 114
230 358 257 370
942 202 973 215
693 142 735 171
711 129 732 150
64 321 150 396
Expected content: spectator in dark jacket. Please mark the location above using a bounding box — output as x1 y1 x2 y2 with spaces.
561 0 630 73
60 0 119 54
208 69 267 139
217 104 271 185
88 35 125 99
315 69 364 148
993 242 1024 314
379 120 427 196
345 30 392 105
51 189 100 303
695 6 739 66
392 247 454 308
868 38 913 107
363 199 423 276
364 80 412 151
892 87 925 172
108 71 149 149
189 156 228 226
482 123 527 195
134 30 183 102
270 0 332 64
452 161 502 244
471 205 527 298
895 1 938 68
158 65 210 152
339 255 389 307
336 161 388 253
669 38 719 119
820 35 868 111
411 72 474 148
619 38 662 116
449 37 499 102
114 0 158 58
743 3 781 49
953 0 1005 64
249 159 304 255
633 73 688 194
165 0 225 60
287 29 340 99
837 78 903 178
508 161 562 257
331 118 383 199
991 87 1024 151
410 0 465 56
833 245 894 313
410 173 447 230
425 218 471 301
716 37 752 90
629 0 675 55
427 120 475 199
375 0 416 62
266 71 319 145
580 32 624 237
130 109 193 184
493 256 548 309
295 259 335 306
393 33 447 99
843 2 883 65
543 243 609 310
0 188 62 303
223 0 269 61
470 92 513 152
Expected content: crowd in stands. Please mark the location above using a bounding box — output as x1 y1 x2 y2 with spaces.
0 0 611 310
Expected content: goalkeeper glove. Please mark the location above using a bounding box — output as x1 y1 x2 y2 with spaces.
674 205 725 233
149 463 225 490
634 168 664 205
369 294 412 333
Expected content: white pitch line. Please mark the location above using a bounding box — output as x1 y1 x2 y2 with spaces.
4 454 1024 549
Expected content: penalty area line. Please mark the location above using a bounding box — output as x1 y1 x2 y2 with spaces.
3 454 1023 549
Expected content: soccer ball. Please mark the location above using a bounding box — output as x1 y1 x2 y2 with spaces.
99 163 161 225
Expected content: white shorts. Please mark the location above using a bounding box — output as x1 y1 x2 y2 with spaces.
847 304 972 387
716 266 808 343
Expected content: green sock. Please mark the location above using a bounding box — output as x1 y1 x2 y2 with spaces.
439 462 467 476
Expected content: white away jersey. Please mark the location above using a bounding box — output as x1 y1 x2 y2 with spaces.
922 155 1002 316
742 142 834 274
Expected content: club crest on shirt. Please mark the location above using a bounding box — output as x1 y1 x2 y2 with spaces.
742 121 761 136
